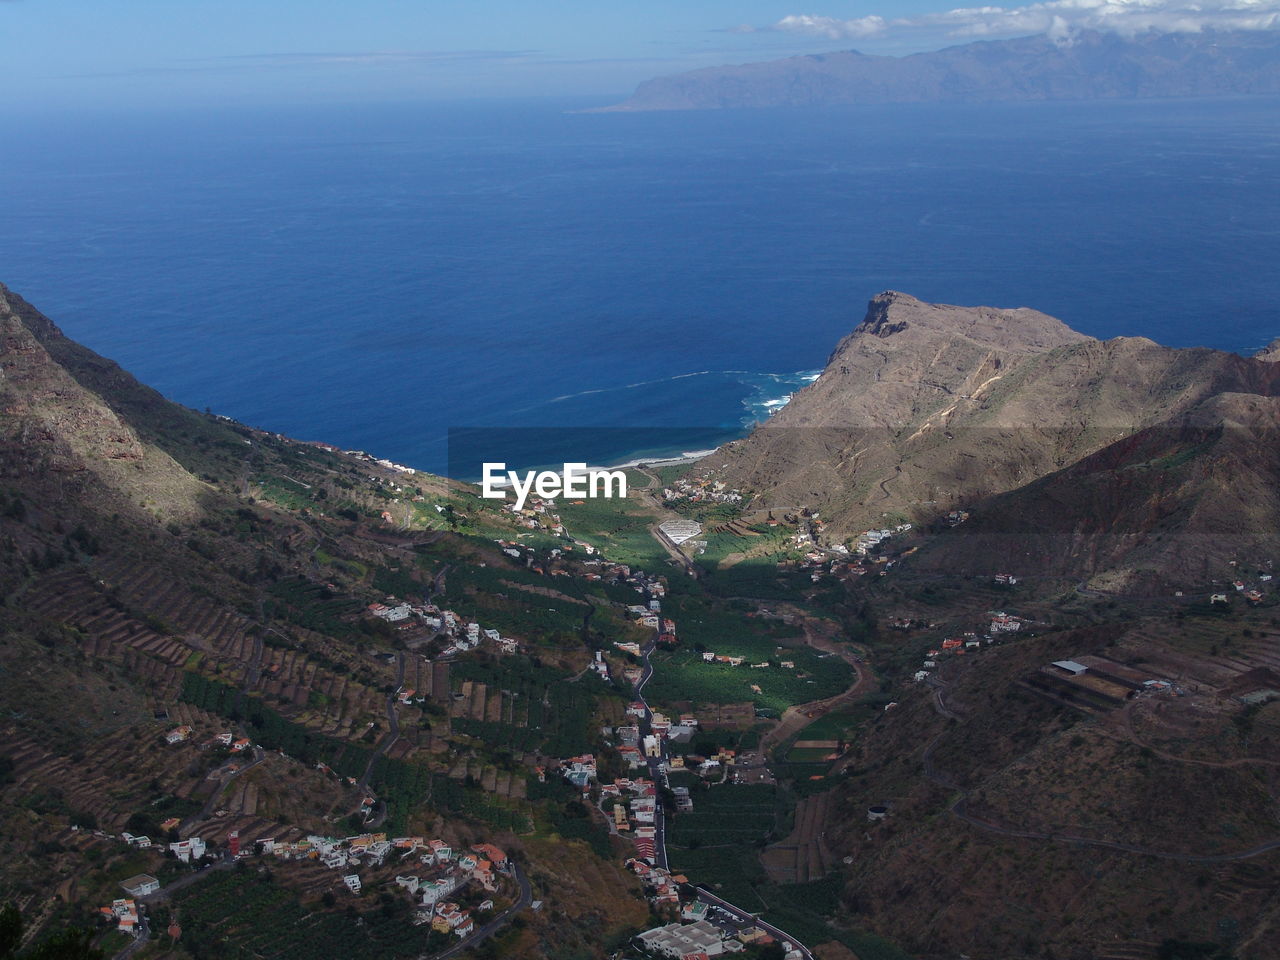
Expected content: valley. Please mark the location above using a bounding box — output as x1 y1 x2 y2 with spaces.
3 282 1280 960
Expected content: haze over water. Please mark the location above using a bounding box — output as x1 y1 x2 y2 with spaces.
3 96 1278 473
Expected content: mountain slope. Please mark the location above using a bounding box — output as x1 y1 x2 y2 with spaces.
599 30 1280 112
0 282 209 520
907 391 1280 589
0 283 653 958
704 291 1280 551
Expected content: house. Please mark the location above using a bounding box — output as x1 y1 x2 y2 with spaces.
472 842 508 869
169 837 207 862
395 876 420 894
342 874 362 894
616 724 641 745
1210 593 1230 605
478 899 494 912
618 744 646 768
101 899 140 936
164 725 192 744
427 839 452 862
682 900 709 922
119 874 160 898
420 877 460 905
562 754 598 788
473 861 498 892
230 737 251 752
990 613 1022 634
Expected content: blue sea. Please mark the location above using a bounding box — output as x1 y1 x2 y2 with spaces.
3 96 1279 476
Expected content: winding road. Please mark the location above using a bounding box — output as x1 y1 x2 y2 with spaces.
632 599 814 959
359 651 406 794
424 863 532 960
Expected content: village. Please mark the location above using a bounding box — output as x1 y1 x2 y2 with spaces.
97 813 519 947
76 445 1280 960
555 585 812 960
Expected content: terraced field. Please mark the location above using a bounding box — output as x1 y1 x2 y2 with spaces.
173 866 444 960
447 658 614 760
761 792 837 884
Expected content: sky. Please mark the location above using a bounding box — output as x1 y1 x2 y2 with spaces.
2 0 1278 108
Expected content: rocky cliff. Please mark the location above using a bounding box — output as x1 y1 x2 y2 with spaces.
704 291 1280 575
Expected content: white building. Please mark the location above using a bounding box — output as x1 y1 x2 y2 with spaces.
169 837 207 863
636 920 732 957
119 875 160 898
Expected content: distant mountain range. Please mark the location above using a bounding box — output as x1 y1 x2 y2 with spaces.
598 29 1280 111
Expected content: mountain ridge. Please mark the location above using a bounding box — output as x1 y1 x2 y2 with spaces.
597 29 1280 112
701 290 1280 587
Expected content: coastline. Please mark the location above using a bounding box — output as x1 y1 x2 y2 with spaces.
605 449 715 471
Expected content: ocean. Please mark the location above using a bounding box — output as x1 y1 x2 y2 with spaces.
3 96 1279 475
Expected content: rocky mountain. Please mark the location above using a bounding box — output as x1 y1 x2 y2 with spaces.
598 29 1280 112
702 290 1280 585
909 391 1280 590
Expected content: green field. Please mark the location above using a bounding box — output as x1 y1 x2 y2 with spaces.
553 493 672 569
666 783 778 849
645 632 855 721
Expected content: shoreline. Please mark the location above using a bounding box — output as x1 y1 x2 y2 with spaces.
604 449 716 471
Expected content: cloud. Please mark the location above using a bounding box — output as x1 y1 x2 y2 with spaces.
770 0 1280 43
777 13 890 38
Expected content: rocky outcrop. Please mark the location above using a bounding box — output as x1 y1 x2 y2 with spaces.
704 291 1280 542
